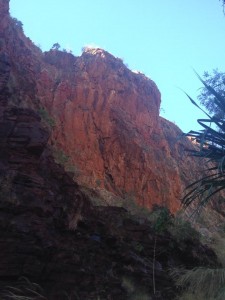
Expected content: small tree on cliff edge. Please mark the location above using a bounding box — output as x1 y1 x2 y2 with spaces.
197 69 225 118
51 43 61 51
221 0 225 9
183 2 225 212
182 74 225 213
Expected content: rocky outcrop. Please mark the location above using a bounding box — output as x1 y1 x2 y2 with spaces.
0 1 222 299
0 98 219 298
0 0 206 213
37 48 204 213
0 0 9 34
0 52 218 299
0 52 10 95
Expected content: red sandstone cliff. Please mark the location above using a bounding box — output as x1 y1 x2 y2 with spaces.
0 1 222 298
1 0 204 213
37 48 204 213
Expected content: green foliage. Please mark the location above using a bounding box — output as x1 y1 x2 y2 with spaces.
148 208 200 247
38 108 55 128
53 147 80 178
53 148 70 165
62 48 73 54
121 193 151 217
65 164 80 177
210 234 225 267
121 200 173 234
197 69 225 117
169 216 200 244
183 73 225 211
11 17 23 31
121 276 150 300
221 0 225 12
95 178 101 187
146 206 173 233
51 43 61 51
172 267 225 300
107 195 199 243
0 277 47 299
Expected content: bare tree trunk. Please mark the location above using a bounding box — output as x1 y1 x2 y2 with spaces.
153 236 157 295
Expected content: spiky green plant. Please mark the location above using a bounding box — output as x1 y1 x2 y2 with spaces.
0 277 47 300
182 73 225 213
172 267 225 300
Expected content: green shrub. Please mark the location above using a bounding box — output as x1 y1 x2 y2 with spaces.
169 217 200 244
95 179 101 187
53 147 80 179
172 267 225 300
11 17 24 31
207 233 225 267
53 148 69 165
38 108 55 128
121 276 150 300
0 277 47 299
143 205 173 233
121 193 150 217
51 43 61 51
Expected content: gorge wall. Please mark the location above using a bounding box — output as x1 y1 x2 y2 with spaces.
0 1 222 298
1 0 204 213
38 48 203 213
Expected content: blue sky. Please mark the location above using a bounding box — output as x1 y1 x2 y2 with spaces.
10 0 225 133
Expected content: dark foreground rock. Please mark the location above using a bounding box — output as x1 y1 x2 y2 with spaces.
0 103 218 297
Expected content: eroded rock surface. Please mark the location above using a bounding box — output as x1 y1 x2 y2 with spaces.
38 48 204 213
1 0 206 213
0 1 221 299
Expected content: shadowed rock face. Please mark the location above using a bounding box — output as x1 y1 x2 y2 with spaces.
0 0 9 34
0 53 218 299
0 99 219 299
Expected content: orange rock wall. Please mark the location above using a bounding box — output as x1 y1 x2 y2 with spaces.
37 49 203 213
0 0 204 213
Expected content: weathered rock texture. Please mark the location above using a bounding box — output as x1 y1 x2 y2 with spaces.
0 92 219 299
0 1 222 299
36 48 204 213
0 0 212 216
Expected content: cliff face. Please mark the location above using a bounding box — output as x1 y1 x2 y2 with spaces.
0 68 219 299
1 0 203 214
0 1 222 299
0 0 8 34
37 48 203 213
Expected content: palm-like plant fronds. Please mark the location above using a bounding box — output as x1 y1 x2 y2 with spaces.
172 267 225 300
182 75 225 211
0 277 47 300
